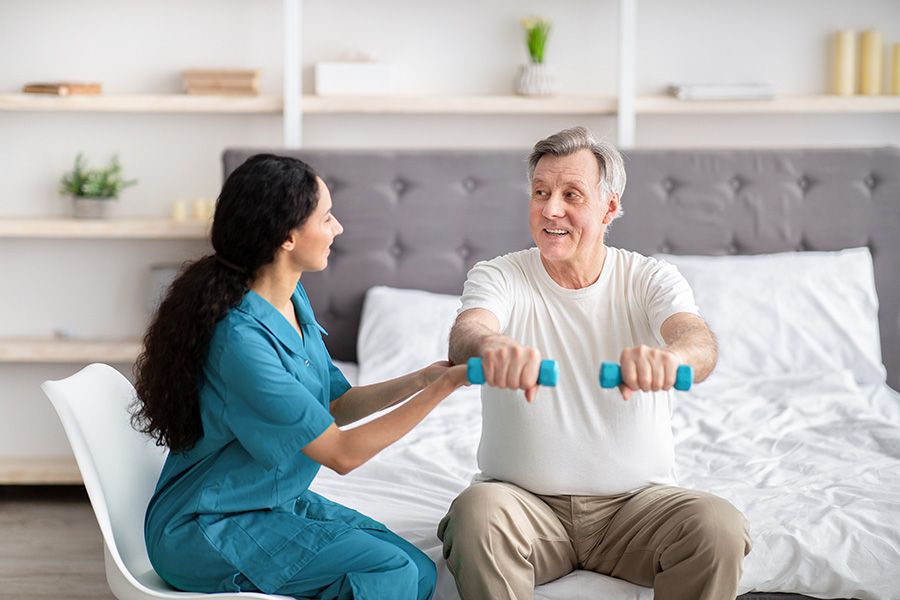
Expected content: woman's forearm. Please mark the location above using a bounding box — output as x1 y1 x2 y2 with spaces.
305 365 468 474
329 368 429 427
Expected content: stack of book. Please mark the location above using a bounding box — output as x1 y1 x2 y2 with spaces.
668 83 776 101
182 70 261 95
23 82 102 95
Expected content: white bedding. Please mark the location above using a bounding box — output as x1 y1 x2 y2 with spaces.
316 249 900 600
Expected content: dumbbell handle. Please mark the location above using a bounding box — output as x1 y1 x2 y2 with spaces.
467 357 559 387
599 361 694 391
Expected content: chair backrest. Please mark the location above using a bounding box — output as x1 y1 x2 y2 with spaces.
42 363 169 589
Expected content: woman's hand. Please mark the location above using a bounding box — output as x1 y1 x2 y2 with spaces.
437 363 471 389
421 360 452 386
420 362 470 390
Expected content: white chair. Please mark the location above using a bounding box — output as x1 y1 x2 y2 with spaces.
43 363 291 600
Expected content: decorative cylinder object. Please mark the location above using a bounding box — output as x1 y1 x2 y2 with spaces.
171 199 187 222
859 29 883 95
833 30 856 95
191 198 209 221
892 43 900 95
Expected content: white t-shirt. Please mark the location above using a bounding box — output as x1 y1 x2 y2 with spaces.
460 246 700 496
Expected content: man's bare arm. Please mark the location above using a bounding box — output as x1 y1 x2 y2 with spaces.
448 308 502 365
660 312 718 383
617 312 717 400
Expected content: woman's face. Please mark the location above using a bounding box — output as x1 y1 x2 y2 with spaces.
288 177 343 273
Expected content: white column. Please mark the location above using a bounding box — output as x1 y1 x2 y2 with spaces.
617 0 636 149
283 0 302 148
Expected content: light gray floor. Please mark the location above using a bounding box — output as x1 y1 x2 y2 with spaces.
0 485 116 600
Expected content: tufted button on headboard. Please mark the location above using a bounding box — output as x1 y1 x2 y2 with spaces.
223 147 900 391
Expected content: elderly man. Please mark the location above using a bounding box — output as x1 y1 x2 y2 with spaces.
437 126 751 600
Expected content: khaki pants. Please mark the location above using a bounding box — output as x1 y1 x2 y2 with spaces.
437 481 752 600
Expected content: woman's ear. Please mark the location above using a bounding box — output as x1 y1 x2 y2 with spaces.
602 193 620 224
281 231 297 252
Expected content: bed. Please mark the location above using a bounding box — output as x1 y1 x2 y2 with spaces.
223 146 900 600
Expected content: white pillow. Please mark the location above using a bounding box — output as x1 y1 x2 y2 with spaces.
357 286 461 386
656 248 885 385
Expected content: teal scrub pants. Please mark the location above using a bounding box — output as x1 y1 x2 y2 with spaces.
234 528 436 600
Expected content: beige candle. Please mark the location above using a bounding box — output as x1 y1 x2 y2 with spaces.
892 43 900 95
834 30 856 95
205 198 217 220
192 198 207 220
859 29 882 95
171 199 187 222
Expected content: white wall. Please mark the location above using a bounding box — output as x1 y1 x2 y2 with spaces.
3 0 900 213
1 0 899 462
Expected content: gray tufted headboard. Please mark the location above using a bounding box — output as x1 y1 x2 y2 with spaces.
223 147 900 392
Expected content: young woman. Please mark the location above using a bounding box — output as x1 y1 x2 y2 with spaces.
133 154 468 600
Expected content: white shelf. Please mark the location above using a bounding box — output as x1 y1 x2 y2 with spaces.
4 92 899 116
0 337 142 363
0 218 209 239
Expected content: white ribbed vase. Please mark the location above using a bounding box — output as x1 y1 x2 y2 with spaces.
515 63 558 96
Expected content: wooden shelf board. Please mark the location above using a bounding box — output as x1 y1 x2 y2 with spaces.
0 92 282 113
0 218 209 239
0 338 141 363
0 92 617 115
4 92 899 116
0 456 82 484
635 94 900 114
300 94 619 114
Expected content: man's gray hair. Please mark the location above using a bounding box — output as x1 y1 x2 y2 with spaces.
526 126 627 216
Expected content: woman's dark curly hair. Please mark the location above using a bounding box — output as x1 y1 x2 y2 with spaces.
132 154 320 453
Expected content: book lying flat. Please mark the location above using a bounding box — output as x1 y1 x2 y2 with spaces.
668 83 776 101
182 69 261 95
23 82 102 95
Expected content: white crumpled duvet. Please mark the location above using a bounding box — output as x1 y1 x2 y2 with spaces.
313 361 900 600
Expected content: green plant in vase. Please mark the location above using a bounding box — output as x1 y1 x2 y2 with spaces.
516 16 557 96
60 152 137 218
522 16 552 64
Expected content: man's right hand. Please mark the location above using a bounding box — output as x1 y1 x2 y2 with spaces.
478 342 545 403
449 307 545 403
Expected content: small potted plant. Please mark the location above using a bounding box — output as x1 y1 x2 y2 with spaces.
516 16 557 96
60 152 137 219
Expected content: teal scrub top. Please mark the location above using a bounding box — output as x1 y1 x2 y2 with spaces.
144 282 386 594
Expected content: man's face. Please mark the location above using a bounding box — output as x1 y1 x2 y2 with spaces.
528 149 618 280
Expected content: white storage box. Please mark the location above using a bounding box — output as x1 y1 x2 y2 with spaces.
314 62 397 95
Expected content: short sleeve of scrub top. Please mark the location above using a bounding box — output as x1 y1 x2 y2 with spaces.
218 326 337 470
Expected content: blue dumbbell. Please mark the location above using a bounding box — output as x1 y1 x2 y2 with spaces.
467 357 559 387
599 361 693 391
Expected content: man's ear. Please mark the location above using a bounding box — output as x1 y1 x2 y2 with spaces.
602 193 620 224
